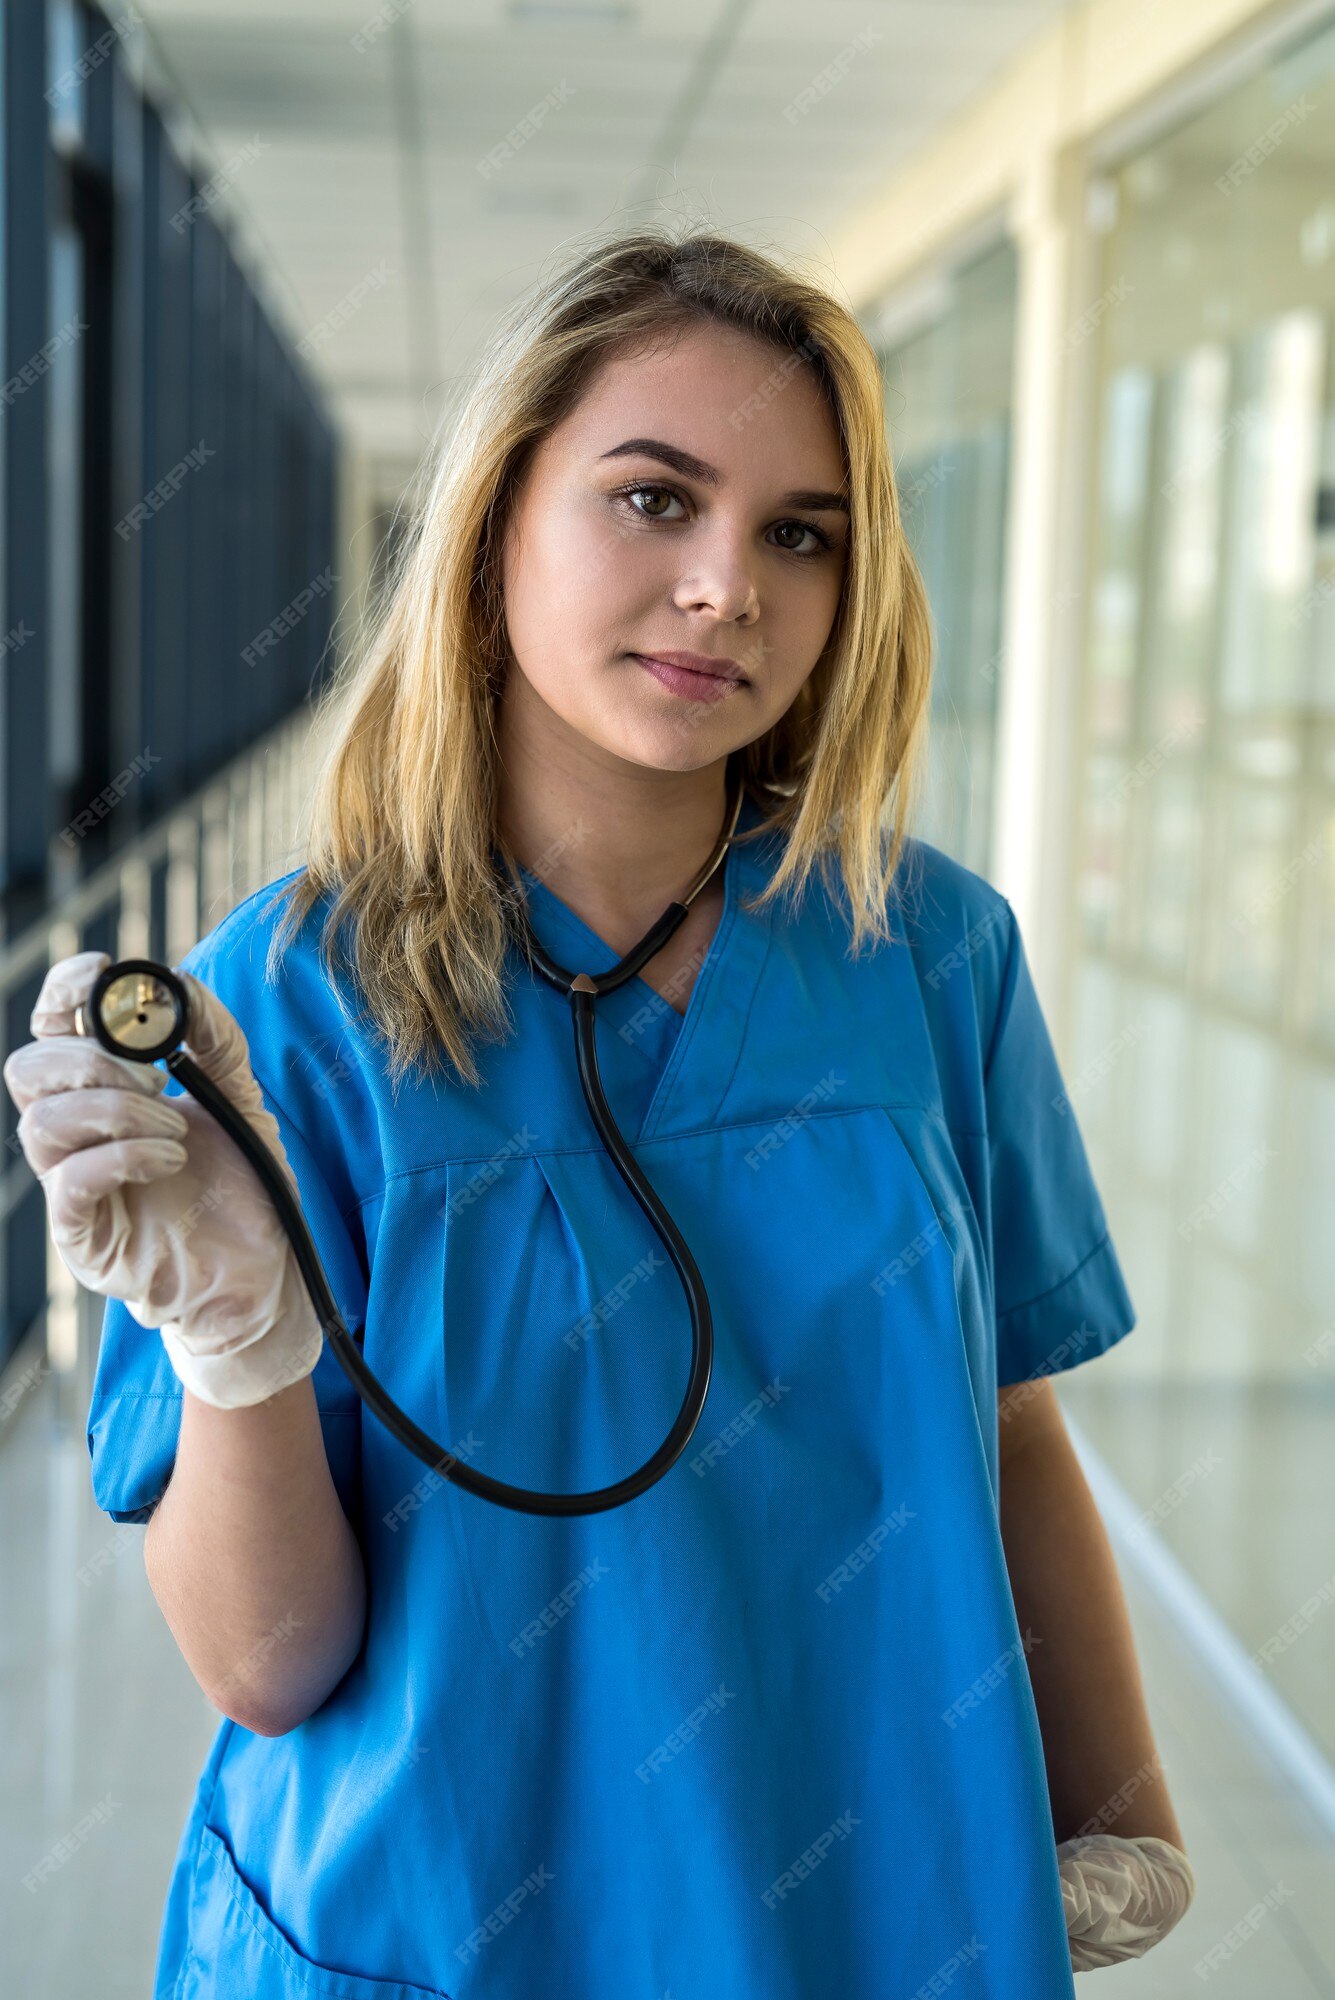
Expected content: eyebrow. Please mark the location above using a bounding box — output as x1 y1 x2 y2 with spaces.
597 437 850 514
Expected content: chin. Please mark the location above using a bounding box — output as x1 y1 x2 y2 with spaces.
598 717 739 776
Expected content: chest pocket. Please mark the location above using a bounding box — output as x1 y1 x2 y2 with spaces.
180 1823 453 1999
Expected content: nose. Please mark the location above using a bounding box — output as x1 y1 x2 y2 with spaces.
671 525 760 624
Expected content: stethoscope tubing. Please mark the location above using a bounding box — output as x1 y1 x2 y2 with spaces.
75 773 745 1517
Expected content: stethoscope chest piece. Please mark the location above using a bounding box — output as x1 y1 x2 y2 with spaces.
76 959 191 1065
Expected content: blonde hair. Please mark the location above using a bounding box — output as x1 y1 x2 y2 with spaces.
264 224 933 1097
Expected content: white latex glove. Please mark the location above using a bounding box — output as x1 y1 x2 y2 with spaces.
1057 1832 1196 1970
3 950 324 1410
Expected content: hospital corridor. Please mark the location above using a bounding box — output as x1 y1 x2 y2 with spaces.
2 0 1335 1993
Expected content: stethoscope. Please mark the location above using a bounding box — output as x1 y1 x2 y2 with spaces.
74 767 746 1519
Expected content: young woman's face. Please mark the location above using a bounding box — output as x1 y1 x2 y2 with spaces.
499 319 849 774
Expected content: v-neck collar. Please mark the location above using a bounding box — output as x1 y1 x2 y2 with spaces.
509 790 775 1143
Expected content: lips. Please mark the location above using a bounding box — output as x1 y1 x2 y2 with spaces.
632 652 746 705
633 651 747 683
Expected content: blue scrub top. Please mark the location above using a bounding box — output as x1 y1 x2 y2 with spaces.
87 792 1136 1999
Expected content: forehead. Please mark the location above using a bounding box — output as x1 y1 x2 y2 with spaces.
549 321 845 485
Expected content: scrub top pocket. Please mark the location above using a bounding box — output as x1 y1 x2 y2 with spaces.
177 1825 453 2000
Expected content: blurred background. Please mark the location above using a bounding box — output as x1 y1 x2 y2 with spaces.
2 0 1334 1992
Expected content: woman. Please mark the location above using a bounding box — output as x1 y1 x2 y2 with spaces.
7 228 1194 1994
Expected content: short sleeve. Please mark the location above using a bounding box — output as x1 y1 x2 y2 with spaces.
85 942 370 1527
984 899 1136 1386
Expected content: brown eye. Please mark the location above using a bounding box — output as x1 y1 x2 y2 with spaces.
620 484 682 520
770 519 832 558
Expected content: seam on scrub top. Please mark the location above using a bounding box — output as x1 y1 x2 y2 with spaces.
636 865 744 1144
706 900 776 1125
980 897 1020 1088
350 1099 987 1209
89 1389 183 1405
996 1229 1112 1322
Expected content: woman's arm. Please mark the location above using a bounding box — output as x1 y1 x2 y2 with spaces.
996 1376 1186 1853
143 1370 367 1737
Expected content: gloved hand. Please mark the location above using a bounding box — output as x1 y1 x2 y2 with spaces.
1057 1831 1196 1970
2 950 324 1410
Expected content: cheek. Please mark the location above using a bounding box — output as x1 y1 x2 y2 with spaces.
773 569 843 672
503 516 638 701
